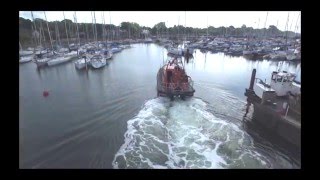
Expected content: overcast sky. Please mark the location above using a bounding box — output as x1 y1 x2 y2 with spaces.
19 11 301 32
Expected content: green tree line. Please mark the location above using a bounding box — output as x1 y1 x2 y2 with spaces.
19 17 300 47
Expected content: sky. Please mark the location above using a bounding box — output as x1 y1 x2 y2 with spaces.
19 11 301 33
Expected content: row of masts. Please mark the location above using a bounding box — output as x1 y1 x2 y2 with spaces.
24 11 118 51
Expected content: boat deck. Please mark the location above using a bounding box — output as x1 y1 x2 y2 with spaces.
157 67 195 97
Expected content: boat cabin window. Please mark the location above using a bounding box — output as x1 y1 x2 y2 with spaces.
277 76 283 82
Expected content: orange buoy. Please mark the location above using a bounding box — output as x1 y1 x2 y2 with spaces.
43 90 49 97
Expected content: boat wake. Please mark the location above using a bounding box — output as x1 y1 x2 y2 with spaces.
112 97 271 169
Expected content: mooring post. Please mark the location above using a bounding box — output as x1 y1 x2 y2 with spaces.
249 69 256 90
85 56 87 71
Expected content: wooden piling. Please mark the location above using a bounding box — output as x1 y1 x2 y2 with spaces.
249 69 256 90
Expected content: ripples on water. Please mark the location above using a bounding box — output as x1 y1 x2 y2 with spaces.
112 96 298 169
20 44 300 168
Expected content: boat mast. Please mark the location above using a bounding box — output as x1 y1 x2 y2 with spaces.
43 11 54 52
263 12 268 38
39 23 42 49
206 16 208 39
30 11 39 47
91 11 95 43
94 11 97 42
55 21 61 48
257 18 260 39
19 41 22 51
85 22 89 44
109 11 112 41
294 12 300 38
40 20 46 48
178 16 180 43
185 11 186 42
284 12 290 50
74 11 80 46
63 11 70 47
102 11 106 42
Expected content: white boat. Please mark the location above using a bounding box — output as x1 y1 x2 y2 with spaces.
47 56 73 66
19 55 33 63
74 57 90 70
34 57 51 67
90 55 107 69
64 51 79 58
254 70 300 98
111 47 122 54
167 47 183 56
103 50 113 60
270 71 300 96
144 38 153 43
19 50 34 56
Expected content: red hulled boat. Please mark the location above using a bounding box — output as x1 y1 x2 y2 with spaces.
157 57 195 100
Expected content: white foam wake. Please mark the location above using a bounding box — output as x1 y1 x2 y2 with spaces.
112 97 270 169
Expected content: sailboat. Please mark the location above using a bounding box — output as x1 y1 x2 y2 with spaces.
19 41 34 63
167 17 183 56
90 54 107 68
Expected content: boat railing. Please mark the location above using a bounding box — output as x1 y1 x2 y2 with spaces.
256 78 271 88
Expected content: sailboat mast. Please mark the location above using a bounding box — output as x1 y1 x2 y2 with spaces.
185 11 186 41
109 11 112 41
206 16 208 39
40 20 46 48
94 11 97 42
63 11 70 47
285 13 290 49
19 41 22 51
30 11 39 47
294 12 300 38
74 12 80 46
91 11 95 43
102 11 106 42
263 12 268 38
85 22 89 44
178 16 180 43
43 11 54 52
55 21 61 47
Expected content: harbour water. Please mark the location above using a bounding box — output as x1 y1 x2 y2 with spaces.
19 43 301 168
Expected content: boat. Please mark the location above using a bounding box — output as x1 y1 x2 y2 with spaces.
19 55 34 63
19 50 34 56
33 51 56 67
167 47 183 56
47 55 73 66
157 57 195 100
253 70 300 100
144 38 153 43
244 69 301 148
101 49 113 60
74 56 90 70
111 47 122 54
34 57 51 67
90 54 107 69
269 71 300 96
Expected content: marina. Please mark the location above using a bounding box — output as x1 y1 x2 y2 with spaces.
19 11 301 169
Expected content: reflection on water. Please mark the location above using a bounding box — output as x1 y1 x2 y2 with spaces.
19 43 300 168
